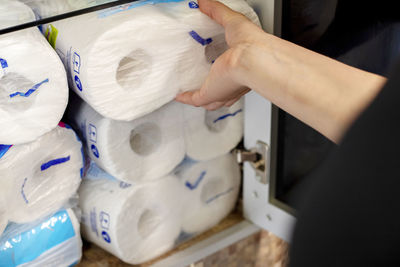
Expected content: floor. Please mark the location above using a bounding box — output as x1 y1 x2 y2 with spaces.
78 230 289 267
191 231 289 267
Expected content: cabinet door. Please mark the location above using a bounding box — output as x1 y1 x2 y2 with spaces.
243 0 296 242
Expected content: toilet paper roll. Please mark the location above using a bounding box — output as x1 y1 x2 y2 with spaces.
69 97 185 183
0 0 36 29
33 2 195 121
19 0 72 18
79 174 184 264
21 0 115 18
183 100 244 161
155 0 260 91
0 1 69 145
0 209 82 267
0 124 83 224
0 192 7 235
175 154 241 233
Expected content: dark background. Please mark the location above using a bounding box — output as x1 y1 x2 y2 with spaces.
275 0 400 206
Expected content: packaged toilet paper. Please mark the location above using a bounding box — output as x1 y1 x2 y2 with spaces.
0 124 83 225
182 100 244 161
19 0 73 19
20 0 117 19
0 0 69 145
153 0 261 90
0 209 82 267
68 96 185 183
33 1 195 121
0 192 7 235
0 0 36 29
25 0 259 121
79 173 184 264
175 153 241 233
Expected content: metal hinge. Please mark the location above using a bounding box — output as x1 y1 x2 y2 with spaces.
234 140 270 184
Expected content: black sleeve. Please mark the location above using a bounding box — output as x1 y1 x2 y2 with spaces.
289 61 400 267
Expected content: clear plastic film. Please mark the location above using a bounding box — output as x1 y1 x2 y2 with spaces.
0 0 69 145
18 0 119 19
67 94 245 264
21 0 259 121
0 0 260 265
68 93 186 184
0 209 82 267
0 124 84 233
182 98 244 161
59 0 252 254
79 152 241 265
67 94 243 183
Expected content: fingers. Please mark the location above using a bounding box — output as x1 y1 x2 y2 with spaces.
198 0 242 27
176 47 249 108
175 90 207 107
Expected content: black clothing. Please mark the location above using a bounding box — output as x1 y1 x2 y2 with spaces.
290 61 400 266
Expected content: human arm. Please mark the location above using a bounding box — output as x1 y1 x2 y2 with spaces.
175 0 386 143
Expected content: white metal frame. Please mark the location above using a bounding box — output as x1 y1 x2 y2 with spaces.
243 0 296 242
151 221 260 267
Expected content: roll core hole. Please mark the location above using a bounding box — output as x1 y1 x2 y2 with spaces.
116 49 151 90
205 107 230 133
201 178 225 204
205 34 228 64
130 123 162 156
138 209 161 239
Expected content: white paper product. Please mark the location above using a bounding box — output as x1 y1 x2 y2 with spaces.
34 2 195 121
182 100 244 161
79 174 184 264
0 124 83 224
175 154 241 233
0 1 69 145
0 191 7 234
19 0 74 19
0 0 36 29
69 97 185 183
155 0 226 91
21 0 115 18
155 0 261 90
0 209 82 267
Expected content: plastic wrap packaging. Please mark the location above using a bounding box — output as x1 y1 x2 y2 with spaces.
79 172 184 264
79 152 240 265
21 0 259 121
68 94 185 183
19 0 116 18
0 124 83 230
182 99 244 161
0 193 7 235
18 0 73 19
0 0 69 145
174 154 241 234
67 96 243 181
0 209 82 267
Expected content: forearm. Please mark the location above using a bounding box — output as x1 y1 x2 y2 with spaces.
238 34 386 143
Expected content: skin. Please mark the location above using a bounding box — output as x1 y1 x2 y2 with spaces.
175 0 387 143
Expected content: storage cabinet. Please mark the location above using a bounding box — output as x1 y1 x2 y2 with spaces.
0 0 295 266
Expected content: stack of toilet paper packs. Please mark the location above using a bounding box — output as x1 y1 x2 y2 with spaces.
1 0 260 265
61 0 258 264
0 1 83 266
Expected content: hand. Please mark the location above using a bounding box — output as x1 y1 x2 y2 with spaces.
175 0 264 110
176 0 386 143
